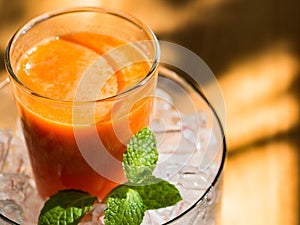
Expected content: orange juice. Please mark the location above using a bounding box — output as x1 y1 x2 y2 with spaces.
15 32 157 200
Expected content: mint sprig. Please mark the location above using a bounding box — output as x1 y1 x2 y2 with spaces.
105 127 182 224
105 186 146 225
129 177 182 210
122 127 158 184
38 127 182 225
38 190 97 225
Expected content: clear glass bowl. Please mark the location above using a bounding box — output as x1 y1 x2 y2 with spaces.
0 65 226 225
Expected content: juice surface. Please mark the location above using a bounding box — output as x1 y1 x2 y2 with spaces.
16 32 155 200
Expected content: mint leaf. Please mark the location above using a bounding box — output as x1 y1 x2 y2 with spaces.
122 127 158 184
38 127 182 225
130 177 182 210
38 190 97 225
104 185 146 225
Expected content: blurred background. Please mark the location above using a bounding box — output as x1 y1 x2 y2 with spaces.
0 0 299 224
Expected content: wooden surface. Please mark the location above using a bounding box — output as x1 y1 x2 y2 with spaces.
1 0 299 224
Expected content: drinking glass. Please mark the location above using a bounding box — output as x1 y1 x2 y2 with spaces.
5 7 159 200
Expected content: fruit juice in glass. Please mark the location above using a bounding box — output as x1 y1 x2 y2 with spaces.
5 7 159 200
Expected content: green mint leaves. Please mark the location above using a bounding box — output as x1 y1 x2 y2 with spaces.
129 177 183 210
105 127 182 225
105 186 146 225
122 126 158 184
38 190 97 225
38 127 182 225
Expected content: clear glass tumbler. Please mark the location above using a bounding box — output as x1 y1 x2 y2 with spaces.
5 7 159 201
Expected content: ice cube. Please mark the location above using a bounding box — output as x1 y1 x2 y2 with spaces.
153 163 182 184
0 173 29 203
1 135 31 175
0 199 23 224
154 88 173 110
0 129 12 172
182 123 211 152
143 210 167 225
181 110 208 130
151 95 181 133
79 203 106 225
178 166 210 190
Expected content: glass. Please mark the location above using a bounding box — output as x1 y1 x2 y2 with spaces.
5 7 159 200
1 6 226 225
